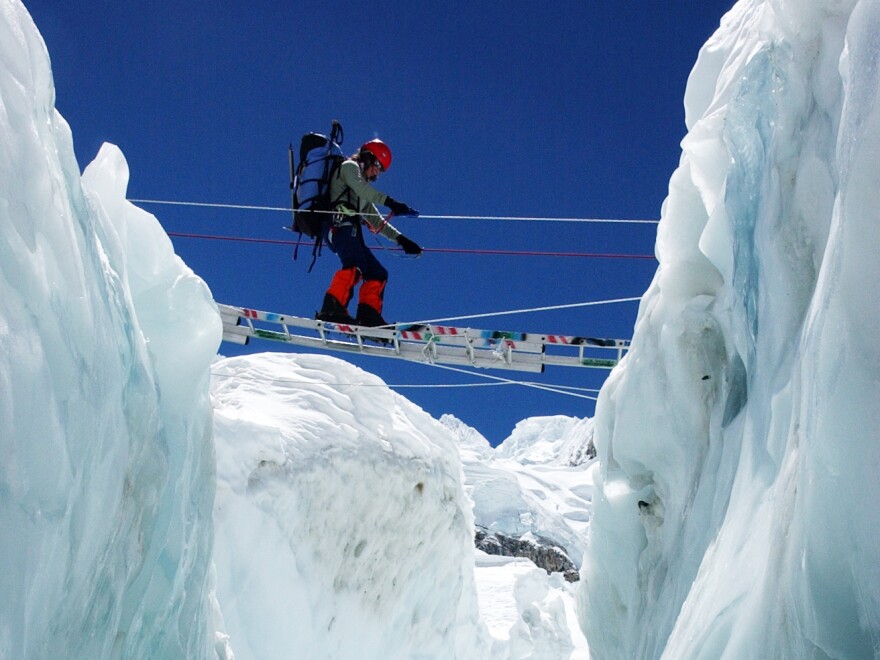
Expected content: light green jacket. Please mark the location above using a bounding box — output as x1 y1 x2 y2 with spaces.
330 159 401 241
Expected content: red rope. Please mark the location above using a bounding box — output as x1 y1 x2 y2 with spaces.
167 231 656 260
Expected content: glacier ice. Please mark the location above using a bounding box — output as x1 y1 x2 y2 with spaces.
0 2 221 657
579 0 880 657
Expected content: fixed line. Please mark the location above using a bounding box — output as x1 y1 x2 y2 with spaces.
131 198 659 225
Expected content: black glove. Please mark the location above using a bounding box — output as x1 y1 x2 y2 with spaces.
385 197 419 217
397 234 422 255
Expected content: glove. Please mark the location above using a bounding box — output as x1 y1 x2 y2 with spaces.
385 197 419 217
397 234 422 255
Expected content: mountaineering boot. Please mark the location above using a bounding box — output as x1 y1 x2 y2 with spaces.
316 294 356 325
355 303 392 346
356 303 390 328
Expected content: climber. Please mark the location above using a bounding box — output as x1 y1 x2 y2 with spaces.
316 138 421 327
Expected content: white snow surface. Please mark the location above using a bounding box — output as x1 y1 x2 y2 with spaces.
0 2 221 658
474 552 588 659
579 0 880 658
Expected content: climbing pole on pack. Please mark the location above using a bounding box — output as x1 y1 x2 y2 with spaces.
288 143 301 265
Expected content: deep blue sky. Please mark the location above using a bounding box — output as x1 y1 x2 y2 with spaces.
27 1 733 445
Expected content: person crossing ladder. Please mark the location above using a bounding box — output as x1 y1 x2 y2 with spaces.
316 138 422 327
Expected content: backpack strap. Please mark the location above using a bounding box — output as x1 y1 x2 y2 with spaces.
306 232 322 273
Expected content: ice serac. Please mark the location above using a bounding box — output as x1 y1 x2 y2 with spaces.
211 353 491 660
579 0 880 658
0 2 222 658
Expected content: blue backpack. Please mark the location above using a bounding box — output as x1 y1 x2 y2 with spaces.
289 121 345 267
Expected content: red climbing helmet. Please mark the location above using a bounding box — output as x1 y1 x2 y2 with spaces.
360 139 392 171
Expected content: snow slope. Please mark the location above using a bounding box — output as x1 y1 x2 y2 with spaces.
579 0 880 657
0 1 221 657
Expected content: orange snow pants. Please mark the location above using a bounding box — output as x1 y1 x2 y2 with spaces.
324 222 388 314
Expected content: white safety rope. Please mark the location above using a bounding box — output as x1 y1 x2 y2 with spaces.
129 198 659 225
131 199 289 212
210 369 602 396
389 296 642 328
424 363 600 401
418 214 657 225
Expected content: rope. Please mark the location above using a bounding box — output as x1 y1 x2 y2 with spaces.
403 247 654 260
395 296 641 327
425 363 600 401
130 198 659 225
132 199 289 212
166 231 655 260
423 214 656 225
210 369 601 394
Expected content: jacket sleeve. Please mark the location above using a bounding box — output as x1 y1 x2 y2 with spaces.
363 203 401 242
337 160 401 242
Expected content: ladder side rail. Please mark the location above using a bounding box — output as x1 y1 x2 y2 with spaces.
246 328 545 372
221 324 252 341
218 303 630 371
396 326 545 353
221 304 624 354
541 353 619 369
